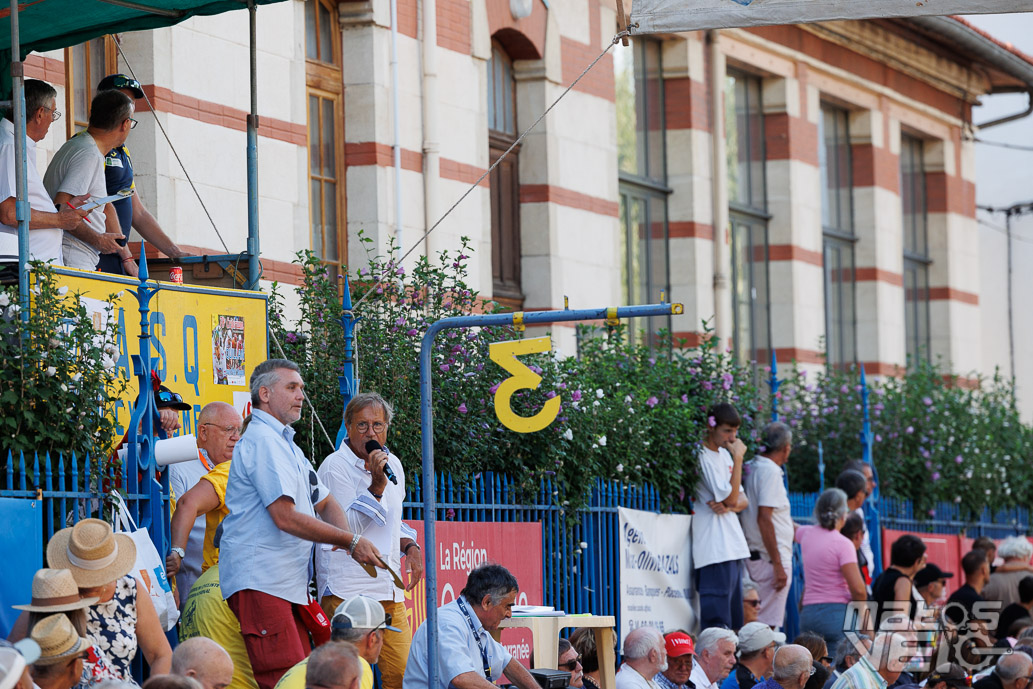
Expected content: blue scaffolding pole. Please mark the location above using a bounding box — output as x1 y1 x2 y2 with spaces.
418 301 681 689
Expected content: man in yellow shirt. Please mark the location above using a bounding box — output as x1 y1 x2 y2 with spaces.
275 596 400 689
167 402 242 576
179 565 258 689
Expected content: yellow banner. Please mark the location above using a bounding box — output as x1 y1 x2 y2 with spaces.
46 267 268 438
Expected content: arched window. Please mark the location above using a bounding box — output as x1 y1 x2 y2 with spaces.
487 41 522 309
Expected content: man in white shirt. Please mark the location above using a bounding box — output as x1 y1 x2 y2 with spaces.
693 402 751 630
0 79 88 264
690 628 738 689
316 392 424 689
616 627 667 689
740 422 796 628
43 89 135 273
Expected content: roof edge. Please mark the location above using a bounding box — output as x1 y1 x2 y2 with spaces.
909 15 1033 92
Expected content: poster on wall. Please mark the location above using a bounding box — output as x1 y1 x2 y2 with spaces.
401 520 543 670
212 315 246 386
618 507 695 639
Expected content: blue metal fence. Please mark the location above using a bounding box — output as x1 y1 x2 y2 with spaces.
4 458 1031 638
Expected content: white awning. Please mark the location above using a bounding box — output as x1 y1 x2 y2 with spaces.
629 0 1033 35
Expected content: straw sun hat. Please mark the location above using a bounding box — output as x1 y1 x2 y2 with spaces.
46 519 136 588
12 569 99 612
29 614 91 666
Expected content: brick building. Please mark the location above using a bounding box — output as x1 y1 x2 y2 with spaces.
21 1 1033 387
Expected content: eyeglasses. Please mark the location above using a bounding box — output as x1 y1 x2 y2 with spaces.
807 666 817 677
127 117 138 129
355 421 387 433
40 105 62 121
559 655 582 671
745 599 761 607
821 656 833 665
201 423 243 437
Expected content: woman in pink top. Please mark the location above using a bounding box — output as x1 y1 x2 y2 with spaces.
795 488 868 646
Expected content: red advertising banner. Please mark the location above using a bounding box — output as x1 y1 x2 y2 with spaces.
401 520 543 669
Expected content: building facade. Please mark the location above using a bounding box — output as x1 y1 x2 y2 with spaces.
22 1 1033 396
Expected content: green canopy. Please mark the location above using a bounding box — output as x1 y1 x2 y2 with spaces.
1 0 285 57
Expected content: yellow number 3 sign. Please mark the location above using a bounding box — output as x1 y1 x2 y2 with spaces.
489 336 561 433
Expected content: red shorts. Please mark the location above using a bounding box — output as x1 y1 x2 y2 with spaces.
228 590 310 689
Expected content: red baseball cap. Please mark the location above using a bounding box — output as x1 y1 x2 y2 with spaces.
665 632 694 657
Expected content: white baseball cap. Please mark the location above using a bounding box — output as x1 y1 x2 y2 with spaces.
736 623 786 654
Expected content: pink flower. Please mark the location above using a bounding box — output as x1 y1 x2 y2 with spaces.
489 383 500 394
931 472 941 481
646 396 658 408
681 394 689 403
708 416 717 427
955 455 963 464
571 390 583 402
458 403 468 414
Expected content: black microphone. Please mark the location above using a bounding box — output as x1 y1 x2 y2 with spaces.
365 439 398 485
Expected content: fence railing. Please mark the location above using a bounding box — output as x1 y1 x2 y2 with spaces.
4 456 1031 636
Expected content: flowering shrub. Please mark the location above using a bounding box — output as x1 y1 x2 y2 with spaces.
775 359 1031 518
0 263 125 463
268 238 764 515
270 241 1033 520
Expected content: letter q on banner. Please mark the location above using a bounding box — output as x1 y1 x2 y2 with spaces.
489 336 560 433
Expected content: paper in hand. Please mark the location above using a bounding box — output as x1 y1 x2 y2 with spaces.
75 187 134 212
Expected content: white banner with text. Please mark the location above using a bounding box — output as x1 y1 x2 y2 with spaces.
618 507 695 640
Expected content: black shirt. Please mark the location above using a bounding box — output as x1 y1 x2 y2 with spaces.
996 602 1032 639
945 584 985 625
974 672 1005 689
871 568 917 622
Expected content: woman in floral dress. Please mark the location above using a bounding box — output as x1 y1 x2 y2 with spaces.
47 519 173 685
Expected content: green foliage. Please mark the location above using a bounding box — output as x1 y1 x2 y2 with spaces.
0 263 125 463
270 239 1033 522
268 236 764 516
777 358 1031 518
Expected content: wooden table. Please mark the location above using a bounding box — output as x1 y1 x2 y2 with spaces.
493 615 617 689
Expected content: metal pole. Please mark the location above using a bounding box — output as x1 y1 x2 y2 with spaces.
335 274 361 449
11 0 29 323
859 365 882 575
1006 209 1015 384
419 302 680 689
245 0 260 290
767 349 780 422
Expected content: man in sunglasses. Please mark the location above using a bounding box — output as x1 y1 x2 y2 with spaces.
43 89 137 273
220 359 383 689
95 74 187 275
276 595 400 689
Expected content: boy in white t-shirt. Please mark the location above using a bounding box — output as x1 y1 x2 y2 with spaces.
692 402 751 630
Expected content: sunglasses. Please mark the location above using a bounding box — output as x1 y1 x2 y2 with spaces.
559 655 582 671
331 612 393 631
308 469 320 504
745 599 761 607
110 75 142 92
821 657 833 665
156 389 186 405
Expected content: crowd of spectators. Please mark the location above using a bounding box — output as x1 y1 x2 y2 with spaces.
6 374 1033 689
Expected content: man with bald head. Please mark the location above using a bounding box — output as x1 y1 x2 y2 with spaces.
617 627 667 689
749 646 812 689
973 651 1033 689
172 637 235 689
167 402 244 596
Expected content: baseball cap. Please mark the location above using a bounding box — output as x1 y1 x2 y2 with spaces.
97 74 145 99
737 622 786 654
915 563 955 589
332 595 401 633
665 632 695 657
0 639 41 689
927 663 971 689
155 385 191 411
